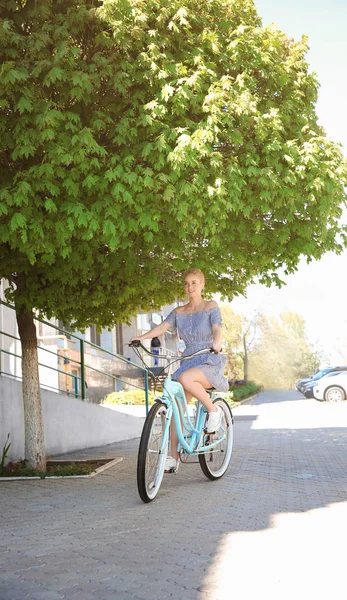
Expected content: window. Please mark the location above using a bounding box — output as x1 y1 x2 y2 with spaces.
90 325 101 346
115 323 123 355
137 313 150 332
151 312 162 325
58 320 71 340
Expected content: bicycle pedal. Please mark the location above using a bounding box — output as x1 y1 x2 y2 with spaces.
205 426 218 435
164 466 179 474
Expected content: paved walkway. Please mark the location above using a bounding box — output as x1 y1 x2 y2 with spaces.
1 390 347 600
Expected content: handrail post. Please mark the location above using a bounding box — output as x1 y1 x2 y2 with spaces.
73 374 78 399
144 369 149 416
80 339 86 400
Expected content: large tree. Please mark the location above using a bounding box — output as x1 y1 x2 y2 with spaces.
0 0 346 468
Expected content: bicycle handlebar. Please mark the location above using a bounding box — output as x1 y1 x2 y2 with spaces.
128 340 222 361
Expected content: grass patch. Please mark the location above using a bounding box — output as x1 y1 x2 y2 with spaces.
0 459 108 478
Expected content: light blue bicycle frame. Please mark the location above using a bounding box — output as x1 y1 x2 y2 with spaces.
156 375 227 457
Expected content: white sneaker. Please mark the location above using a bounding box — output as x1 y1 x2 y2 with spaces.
164 456 179 473
205 407 223 434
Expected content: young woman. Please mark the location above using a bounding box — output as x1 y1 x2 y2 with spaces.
131 268 228 472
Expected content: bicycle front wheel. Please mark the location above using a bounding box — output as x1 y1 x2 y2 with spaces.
199 398 233 480
137 401 169 503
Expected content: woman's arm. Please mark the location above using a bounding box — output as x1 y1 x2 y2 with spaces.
209 303 223 352
211 323 222 353
131 320 171 342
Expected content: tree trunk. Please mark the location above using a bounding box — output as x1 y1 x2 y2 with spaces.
243 333 248 383
16 306 46 471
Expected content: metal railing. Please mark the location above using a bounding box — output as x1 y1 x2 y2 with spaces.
0 300 150 413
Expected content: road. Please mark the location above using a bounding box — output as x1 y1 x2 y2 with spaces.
1 390 347 600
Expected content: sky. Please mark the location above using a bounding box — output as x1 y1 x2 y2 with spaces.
229 0 347 364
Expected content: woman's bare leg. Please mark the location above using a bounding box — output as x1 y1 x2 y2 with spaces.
178 368 217 413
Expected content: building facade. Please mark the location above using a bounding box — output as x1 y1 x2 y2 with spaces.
0 279 182 402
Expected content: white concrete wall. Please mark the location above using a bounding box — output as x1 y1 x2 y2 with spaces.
0 377 25 462
0 376 144 462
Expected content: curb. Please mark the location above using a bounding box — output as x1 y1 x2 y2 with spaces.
229 391 261 409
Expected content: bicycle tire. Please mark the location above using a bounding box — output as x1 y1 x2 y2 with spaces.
198 398 233 481
137 401 169 503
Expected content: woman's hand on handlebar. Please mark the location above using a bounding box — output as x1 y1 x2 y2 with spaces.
129 337 143 347
211 342 222 353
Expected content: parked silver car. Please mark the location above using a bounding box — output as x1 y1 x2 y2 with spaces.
313 372 347 402
299 366 347 397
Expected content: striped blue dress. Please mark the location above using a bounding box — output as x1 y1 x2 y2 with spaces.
164 307 229 392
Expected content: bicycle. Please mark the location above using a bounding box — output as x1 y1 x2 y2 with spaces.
129 341 234 503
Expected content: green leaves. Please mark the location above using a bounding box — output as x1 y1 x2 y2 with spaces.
1 64 28 85
161 83 175 101
10 212 27 231
0 0 346 330
43 66 65 85
17 96 33 114
44 199 57 213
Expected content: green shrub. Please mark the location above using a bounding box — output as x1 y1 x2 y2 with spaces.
228 381 260 401
223 392 234 404
101 382 260 407
101 389 155 406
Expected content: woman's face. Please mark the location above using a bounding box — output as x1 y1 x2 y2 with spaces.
184 274 204 299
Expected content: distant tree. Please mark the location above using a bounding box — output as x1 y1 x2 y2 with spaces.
1 0 346 468
240 311 265 382
281 312 320 378
221 303 265 382
281 312 306 339
249 312 320 388
220 304 243 380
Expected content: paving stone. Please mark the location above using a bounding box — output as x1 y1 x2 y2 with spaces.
1 391 347 600
59 593 95 600
26 592 64 600
0 595 29 600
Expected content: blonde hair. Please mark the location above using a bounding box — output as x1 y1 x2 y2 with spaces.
183 268 205 285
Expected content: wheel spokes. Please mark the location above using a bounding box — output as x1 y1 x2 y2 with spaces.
206 412 228 470
145 411 167 494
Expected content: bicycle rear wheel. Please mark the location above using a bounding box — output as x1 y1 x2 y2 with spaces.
137 401 169 503
199 398 233 480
